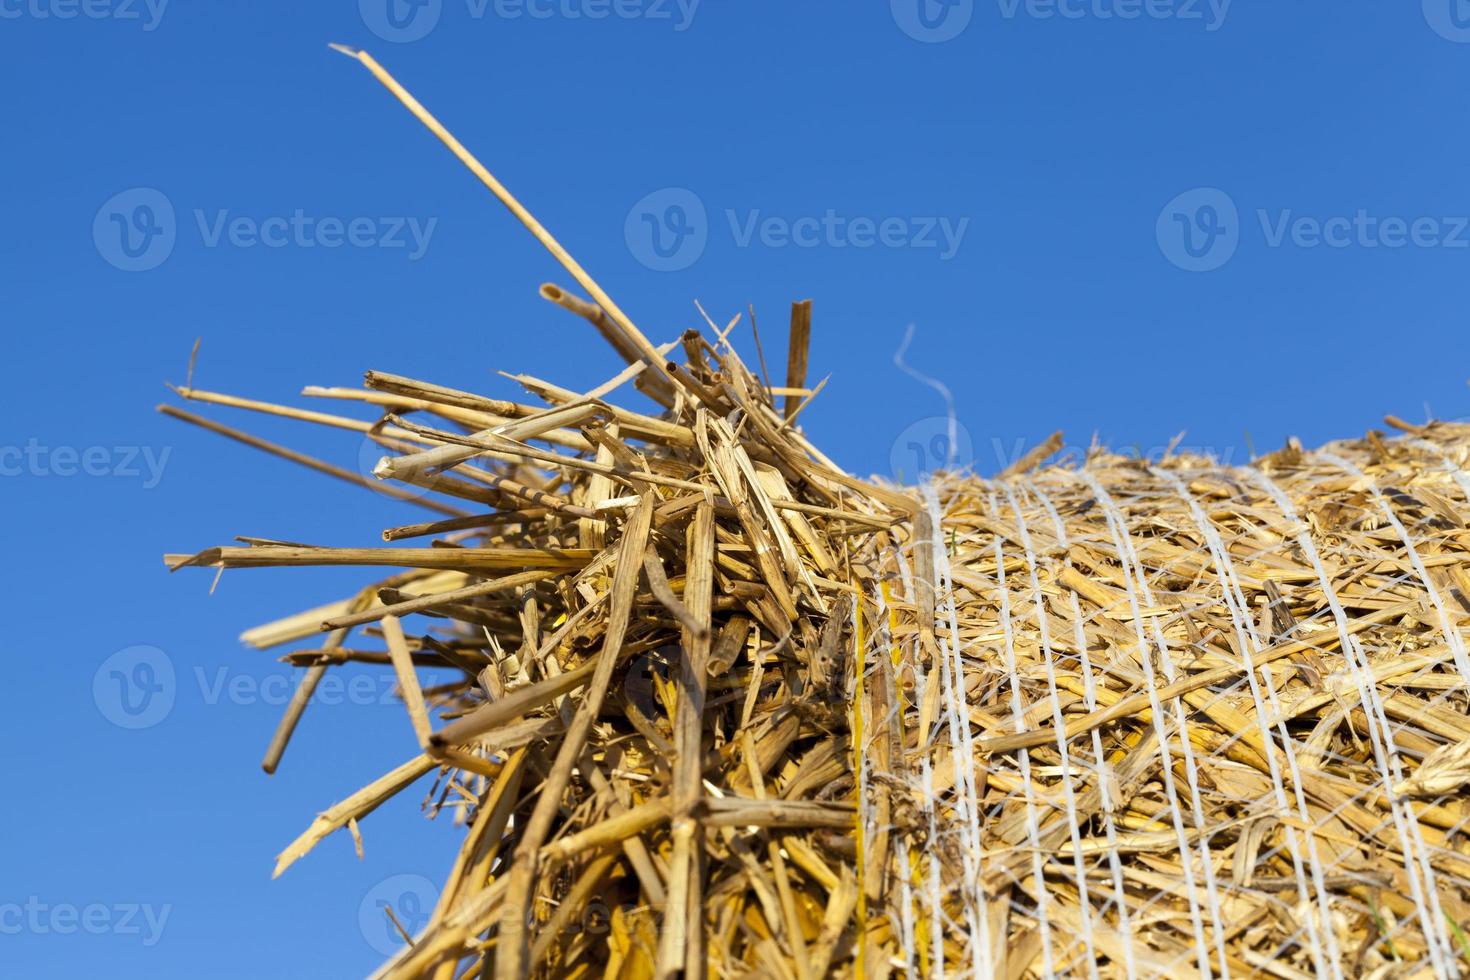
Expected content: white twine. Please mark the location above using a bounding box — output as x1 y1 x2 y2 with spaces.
1026 478 1139 980
1250 468 1457 978
1152 466 1340 978
1079 470 1222 978
922 485 995 977
988 488 1058 979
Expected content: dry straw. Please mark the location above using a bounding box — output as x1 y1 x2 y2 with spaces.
164 48 1470 979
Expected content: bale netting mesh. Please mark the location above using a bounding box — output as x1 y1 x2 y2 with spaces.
166 346 1470 979
164 47 1470 980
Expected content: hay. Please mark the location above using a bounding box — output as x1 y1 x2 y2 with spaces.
163 49 1470 979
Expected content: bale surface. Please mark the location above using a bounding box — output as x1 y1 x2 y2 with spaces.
167 346 1470 978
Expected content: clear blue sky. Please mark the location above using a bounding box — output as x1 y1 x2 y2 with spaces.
4 2 1468 976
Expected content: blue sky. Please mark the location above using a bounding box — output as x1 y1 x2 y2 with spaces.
3 2 1468 975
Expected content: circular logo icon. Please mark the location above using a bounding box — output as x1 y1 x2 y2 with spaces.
891 0 974 43
1425 0 1470 41
890 417 974 483
94 188 176 273
93 645 176 729
359 873 439 955
625 188 707 272
581 898 615 936
1156 187 1239 273
360 0 442 43
624 646 677 719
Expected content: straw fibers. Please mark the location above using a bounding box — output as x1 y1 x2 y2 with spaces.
164 48 1470 980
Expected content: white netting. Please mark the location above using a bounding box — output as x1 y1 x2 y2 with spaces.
871 425 1470 978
